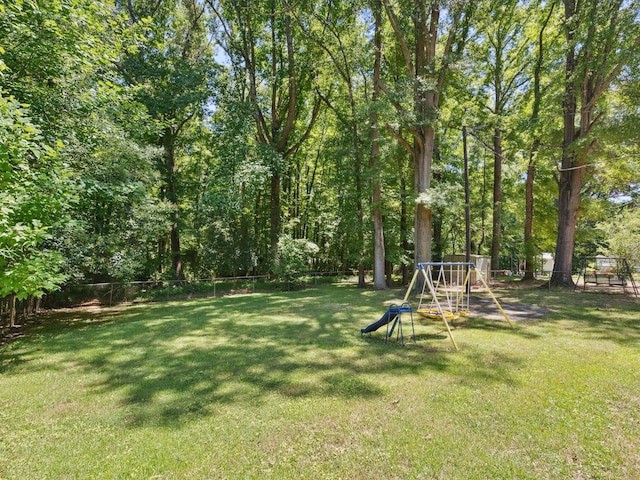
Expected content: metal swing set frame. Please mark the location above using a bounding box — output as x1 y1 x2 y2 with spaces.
402 262 514 350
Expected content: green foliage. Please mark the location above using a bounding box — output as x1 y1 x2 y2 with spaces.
416 183 463 215
0 0 639 290
61 132 175 282
274 234 319 287
0 92 68 298
597 207 640 266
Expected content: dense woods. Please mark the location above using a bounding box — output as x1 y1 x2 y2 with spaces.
1 0 639 320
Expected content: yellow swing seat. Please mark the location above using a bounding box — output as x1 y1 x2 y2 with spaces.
417 309 469 321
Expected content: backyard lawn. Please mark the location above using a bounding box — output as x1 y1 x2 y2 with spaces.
1 283 639 479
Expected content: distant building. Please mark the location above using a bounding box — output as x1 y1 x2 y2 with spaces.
541 253 554 274
443 255 491 284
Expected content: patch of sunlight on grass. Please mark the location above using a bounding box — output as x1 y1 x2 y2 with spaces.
164 333 219 350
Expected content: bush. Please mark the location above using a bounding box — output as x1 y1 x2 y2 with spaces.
274 235 319 289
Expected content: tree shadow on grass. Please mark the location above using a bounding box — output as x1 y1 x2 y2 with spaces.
469 287 640 345
508 289 640 346
1 285 532 427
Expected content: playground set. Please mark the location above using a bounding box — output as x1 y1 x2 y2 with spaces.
361 262 514 350
574 256 638 298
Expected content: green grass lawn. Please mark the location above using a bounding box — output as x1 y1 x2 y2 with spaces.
1 283 639 479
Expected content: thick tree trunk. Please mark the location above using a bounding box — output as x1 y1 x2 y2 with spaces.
432 145 444 262
552 165 584 286
414 130 434 268
551 0 579 288
371 182 386 289
384 1 468 278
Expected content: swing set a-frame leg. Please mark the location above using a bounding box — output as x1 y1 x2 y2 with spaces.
401 263 515 350
423 268 459 350
405 266 459 350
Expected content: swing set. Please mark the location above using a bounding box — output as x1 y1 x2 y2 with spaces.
574 257 638 298
361 262 514 350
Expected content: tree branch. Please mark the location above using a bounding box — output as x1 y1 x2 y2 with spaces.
284 94 323 159
385 124 414 157
277 14 297 152
583 34 640 114
382 0 414 77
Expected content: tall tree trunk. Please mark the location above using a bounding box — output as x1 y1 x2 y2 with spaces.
432 142 444 262
370 163 385 290
523 144 538 281
551 0 580 287
157 236 166 275
270 173 281 262
357 188 366 288
383 2 470 274
524 2 554 282
9 293 16 328
353 100 366 289
478 154 488 255
163 128 183 280
491 128 503 273
400 163 410 285
240 182 251 275
550 0 639 286
553 164 584 286
414 131 434 267
254 193 263 274
371 0 386 290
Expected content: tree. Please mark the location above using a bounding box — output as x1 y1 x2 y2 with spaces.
477 0 530 273
382 0 475 268
117 0 216 280
208 0 322 270
523 1 558 280
598 207 640 267
551 0 640 287
370 0 387 289
0 0 179 291
295 1 373 287
0 93 68 326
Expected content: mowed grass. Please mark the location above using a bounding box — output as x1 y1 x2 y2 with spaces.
1 283 639 479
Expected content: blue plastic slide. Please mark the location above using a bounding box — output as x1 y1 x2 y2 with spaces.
361 309 398 334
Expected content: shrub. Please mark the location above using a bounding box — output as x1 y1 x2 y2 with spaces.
274 234 319 289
